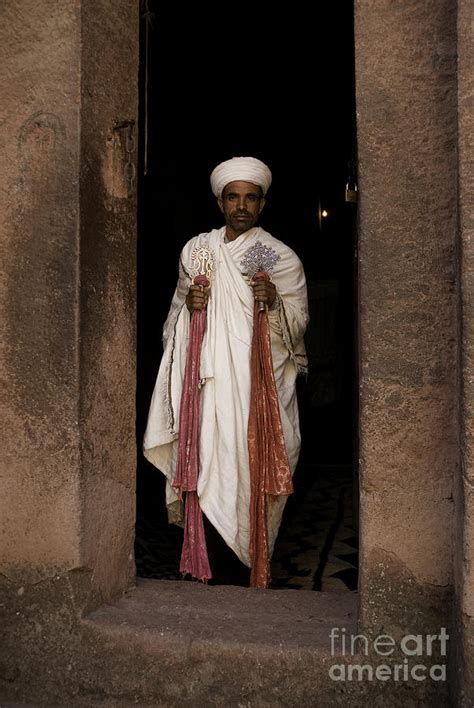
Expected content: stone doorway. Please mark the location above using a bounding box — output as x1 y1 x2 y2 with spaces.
1 0 470 703
134 2 359 591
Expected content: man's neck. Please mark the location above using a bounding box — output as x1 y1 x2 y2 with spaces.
225 226 255 242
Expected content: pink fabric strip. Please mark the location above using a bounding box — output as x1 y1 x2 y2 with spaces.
173 275 211 581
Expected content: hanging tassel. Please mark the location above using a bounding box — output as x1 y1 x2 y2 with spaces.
248 272 293 588
173 275 212 581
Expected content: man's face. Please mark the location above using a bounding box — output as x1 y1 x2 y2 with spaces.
218 180 265 237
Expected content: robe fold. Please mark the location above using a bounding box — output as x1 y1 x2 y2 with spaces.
143 225 309 567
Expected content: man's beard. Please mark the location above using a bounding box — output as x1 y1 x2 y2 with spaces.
228 211 258 232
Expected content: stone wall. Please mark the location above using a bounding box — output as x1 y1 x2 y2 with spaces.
456 0 474 702
355 0 458 652
0 0 138 611
0 1 83 584
78 0 138 609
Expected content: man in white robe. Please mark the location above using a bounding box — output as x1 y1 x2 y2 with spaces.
143 156 309 582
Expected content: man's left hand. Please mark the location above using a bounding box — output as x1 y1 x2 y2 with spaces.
251 279 276 308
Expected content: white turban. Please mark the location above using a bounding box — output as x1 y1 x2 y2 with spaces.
210 156 272 198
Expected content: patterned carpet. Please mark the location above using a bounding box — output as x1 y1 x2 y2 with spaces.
135 464 358 592
271 464 358 591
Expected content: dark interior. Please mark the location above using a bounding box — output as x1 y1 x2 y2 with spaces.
135 2 358 590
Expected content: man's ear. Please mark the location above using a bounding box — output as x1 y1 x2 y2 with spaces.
258 197 266 214
217 198 224 214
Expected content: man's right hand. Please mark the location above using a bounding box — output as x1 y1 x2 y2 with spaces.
186 284 209 312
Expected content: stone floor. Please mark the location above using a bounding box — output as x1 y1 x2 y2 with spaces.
135 464 358 592
272 464 358 591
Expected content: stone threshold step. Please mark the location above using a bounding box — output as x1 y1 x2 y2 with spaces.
84 578 358 654
78 579 362 706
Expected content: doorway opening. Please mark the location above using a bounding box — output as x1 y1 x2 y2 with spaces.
135 2 358 591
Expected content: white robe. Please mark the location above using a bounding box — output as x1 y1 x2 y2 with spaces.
143 226 309 566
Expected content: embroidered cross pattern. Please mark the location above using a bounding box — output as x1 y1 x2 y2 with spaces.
190 240 216 282
240 240 280 280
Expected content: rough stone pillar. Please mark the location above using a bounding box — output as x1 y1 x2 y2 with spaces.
456 0 474 702
0 0 138 615
354 0 458 641
1 3 82 585
79 0 138 608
